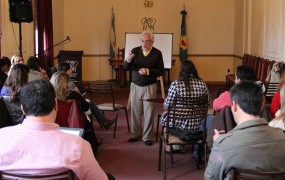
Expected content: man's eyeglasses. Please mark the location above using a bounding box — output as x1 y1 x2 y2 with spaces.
141 39 152 43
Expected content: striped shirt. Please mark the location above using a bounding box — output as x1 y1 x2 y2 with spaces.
0 119 107 180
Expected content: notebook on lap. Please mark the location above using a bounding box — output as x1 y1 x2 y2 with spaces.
59 127 84 137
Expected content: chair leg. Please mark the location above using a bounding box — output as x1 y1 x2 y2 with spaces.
113 112 119 138
158 137 163 171
124 108 130 132
204 143 208 165
170 145 174 164
196 144 201 170
163 141 167 180
115 69 119 85
156 114 161 142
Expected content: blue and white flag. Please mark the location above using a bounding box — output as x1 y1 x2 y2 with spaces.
110 7 117 58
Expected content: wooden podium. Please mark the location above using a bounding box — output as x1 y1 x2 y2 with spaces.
58 51 83 82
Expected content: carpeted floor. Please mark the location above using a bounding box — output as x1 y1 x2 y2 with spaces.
89 82 224 180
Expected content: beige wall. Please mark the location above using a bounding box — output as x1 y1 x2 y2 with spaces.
51 0 235 82
1 0 284 82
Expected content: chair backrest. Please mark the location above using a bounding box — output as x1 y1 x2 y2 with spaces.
231 168 285 180
263 82 279 104
165 95 209 142
87 82 115 109
56 100 85 128
0 170 75 180
118 47 125 59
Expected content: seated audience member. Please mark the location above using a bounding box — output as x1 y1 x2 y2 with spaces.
160 60 210 161
0 79 111 179
7 53 23 76
269 84 285 130
204 81 285 180
26 56 49 82
270 70 285 117
1 64 30 124
213 65 257 113
55 62 115 128
56 61 80 92
0 56 11 90
51 71 103 150
50 72 90 113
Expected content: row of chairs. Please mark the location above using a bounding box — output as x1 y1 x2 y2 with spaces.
226 53 275 88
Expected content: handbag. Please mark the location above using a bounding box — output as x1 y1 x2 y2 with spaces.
168 128 203 143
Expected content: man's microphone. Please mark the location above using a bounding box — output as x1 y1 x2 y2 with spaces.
67 36 71 41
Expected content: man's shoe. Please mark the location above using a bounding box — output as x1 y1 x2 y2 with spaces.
103 119 115 129
128 137 142 142
144 140 153 146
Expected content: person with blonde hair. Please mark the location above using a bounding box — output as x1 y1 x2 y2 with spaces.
50 71 115 129
8 54 23 76
50 72 88 109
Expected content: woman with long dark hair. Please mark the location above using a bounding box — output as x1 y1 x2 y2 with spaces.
161 60 210 128
1 64 30 124
160 60 210 161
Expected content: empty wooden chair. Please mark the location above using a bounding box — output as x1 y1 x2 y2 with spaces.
87 82 130 138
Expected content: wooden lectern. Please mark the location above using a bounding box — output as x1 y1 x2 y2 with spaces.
58 51 83 82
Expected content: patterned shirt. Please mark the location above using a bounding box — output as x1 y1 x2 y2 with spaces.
0 119 107 180
161 79 211 131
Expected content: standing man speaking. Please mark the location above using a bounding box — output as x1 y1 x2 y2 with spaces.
124 31 164 146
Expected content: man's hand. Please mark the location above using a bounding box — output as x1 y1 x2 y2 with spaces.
126 51 135 63
213 129 225 142
138 68 148 75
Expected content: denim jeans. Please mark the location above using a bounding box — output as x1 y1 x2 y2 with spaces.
193 115 215 159
89 100 106 125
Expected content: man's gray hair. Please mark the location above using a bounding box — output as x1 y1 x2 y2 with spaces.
141 31 154 42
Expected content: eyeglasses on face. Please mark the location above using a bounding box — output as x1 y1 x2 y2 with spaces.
141 39 152 43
